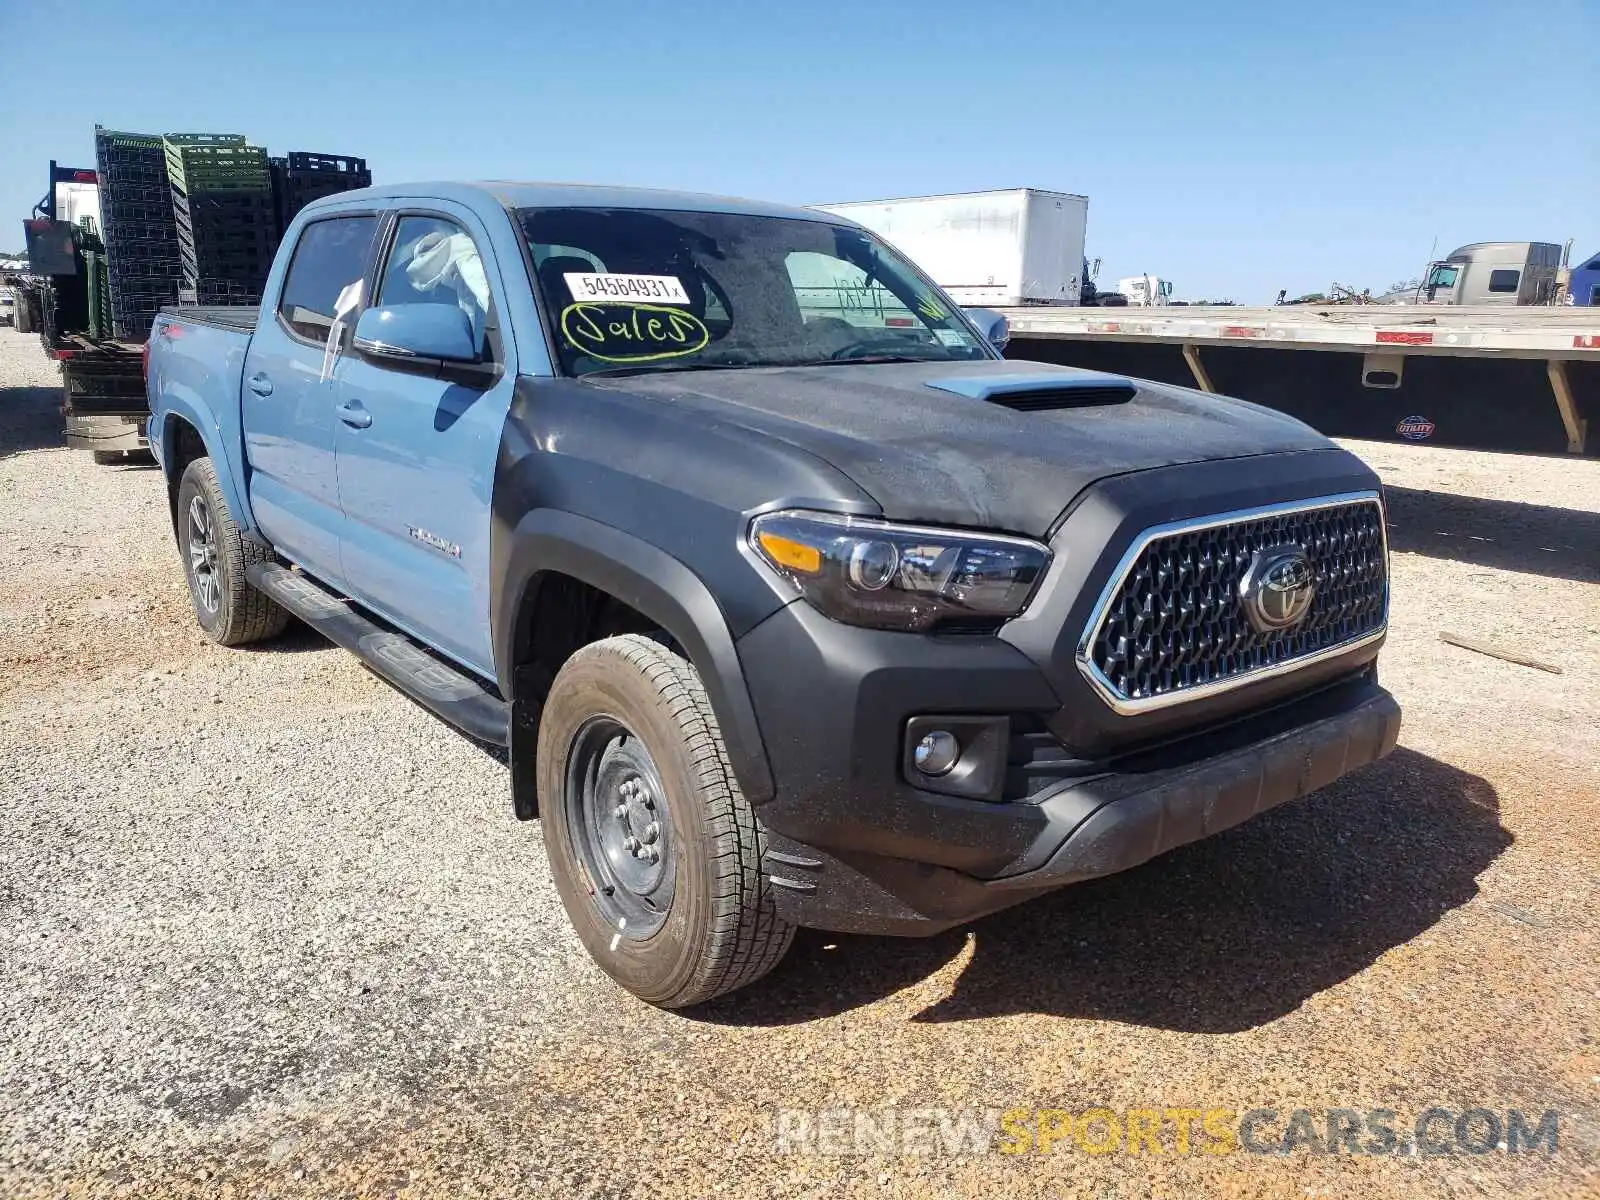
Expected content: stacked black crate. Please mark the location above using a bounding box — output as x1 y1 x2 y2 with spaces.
163 134 279 306
93 127 183 341
273 152 372 233
268 157 289 235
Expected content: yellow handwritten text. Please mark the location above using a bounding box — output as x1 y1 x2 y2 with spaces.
560 302 710 364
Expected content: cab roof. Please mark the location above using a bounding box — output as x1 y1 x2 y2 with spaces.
307 180 845 224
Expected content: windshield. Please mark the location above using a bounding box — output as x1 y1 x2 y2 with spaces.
518 207 992 376
1427 265 1460 289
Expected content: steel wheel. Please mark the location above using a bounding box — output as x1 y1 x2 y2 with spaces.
565 715 676 939
186 493 220 615
538 635 795 1006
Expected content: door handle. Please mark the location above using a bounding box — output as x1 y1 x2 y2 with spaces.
338 400 372 430
247 373 273 397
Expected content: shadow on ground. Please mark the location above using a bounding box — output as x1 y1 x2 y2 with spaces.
240 625 511 764
242 621 338 655
267 624 510 763
1383 485 1600 584
0 384 65 459
701 747 1508 1032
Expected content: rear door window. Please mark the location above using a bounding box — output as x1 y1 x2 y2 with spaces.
278 216 379 341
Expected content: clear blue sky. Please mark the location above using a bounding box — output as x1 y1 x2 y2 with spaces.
4 0 1595 302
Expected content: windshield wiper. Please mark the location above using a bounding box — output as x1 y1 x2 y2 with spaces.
586 353 954 378
583 361 760 379
795 354 946 367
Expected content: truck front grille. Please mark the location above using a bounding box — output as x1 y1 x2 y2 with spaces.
1078 493 1388 712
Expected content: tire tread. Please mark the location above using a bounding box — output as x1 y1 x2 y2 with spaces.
178 458 290 646
560 635 794 1006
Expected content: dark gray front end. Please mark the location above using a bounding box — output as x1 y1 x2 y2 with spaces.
740 447 1400 935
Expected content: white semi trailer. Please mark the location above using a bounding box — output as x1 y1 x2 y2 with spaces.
814 188 1088 308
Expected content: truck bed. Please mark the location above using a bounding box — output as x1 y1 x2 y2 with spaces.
161 305 259 334
55 332 143 359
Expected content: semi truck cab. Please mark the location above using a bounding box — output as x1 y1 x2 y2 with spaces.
1420 241 1562 306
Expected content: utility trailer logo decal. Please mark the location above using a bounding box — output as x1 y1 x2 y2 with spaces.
1396 415 1435 441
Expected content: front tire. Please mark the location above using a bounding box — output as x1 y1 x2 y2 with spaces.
538 634 794 1007
176 458 290 646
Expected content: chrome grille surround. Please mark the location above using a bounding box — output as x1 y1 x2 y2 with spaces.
1076 491 1389 714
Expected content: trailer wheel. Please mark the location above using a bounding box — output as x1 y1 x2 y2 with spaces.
175 458 290 646
538 634 794 1008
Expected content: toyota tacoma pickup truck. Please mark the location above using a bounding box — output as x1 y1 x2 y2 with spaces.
146 182 1400 1007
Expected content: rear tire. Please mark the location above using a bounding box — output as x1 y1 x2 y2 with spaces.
176 458 290 646
538 634 794 1007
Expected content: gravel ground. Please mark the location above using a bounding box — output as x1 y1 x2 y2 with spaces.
2 325 1597 1199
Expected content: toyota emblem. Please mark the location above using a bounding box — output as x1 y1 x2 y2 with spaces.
1239 545 1316 633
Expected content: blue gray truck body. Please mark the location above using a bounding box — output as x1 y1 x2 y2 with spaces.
147 181 1399 1003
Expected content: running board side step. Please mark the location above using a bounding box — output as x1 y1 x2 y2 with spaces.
246 562 509 747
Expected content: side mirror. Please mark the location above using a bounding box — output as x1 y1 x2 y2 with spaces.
963 307 1010 353
353 303 478 365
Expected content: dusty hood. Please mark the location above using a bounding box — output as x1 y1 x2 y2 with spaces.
594 359 1336 537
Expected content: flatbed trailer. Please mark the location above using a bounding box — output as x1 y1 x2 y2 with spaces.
1001 304 1600 456
52 334 148 459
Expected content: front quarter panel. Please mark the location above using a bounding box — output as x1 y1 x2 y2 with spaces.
489 376 874 654
488 375 876 802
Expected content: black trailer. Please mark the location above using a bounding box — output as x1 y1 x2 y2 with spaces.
55 335 147 461
23 160 150 461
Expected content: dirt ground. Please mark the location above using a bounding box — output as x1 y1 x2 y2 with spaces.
2 325 1597 1199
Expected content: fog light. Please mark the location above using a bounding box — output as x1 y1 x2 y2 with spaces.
913 730 961 776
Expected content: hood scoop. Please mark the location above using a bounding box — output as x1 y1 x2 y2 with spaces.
924 370 1137 412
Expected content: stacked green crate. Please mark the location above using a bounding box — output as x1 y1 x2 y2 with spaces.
162 134 270 195
72 218 114 343
162 134 280 303
83 252 113 342
84 254 99 341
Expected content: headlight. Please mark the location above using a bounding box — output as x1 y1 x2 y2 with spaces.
749 510 1050 632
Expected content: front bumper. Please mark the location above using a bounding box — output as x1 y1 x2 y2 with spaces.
734 450 1400 935
740 602 1399 936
